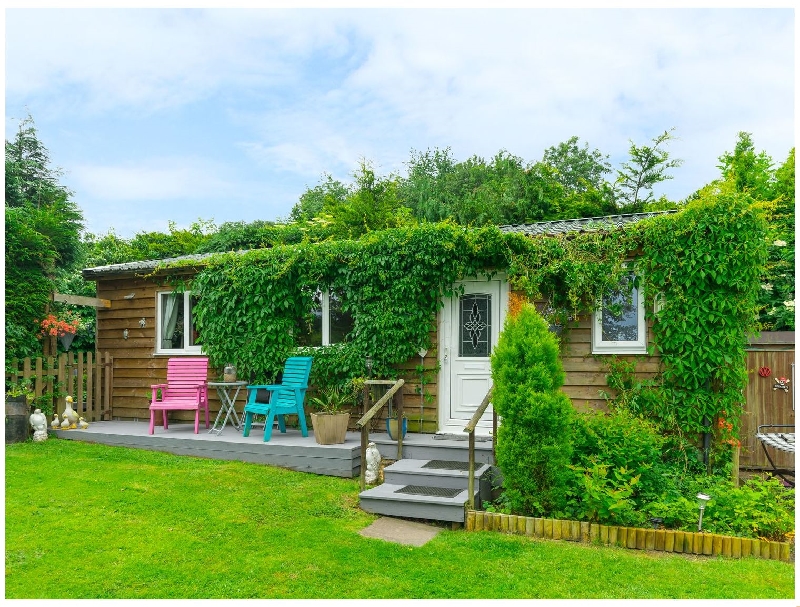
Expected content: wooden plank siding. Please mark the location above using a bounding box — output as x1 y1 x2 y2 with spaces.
96 276 222 425
95 274 664 428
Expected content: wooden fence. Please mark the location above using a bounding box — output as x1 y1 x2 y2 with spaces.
5 352 113 422
740 332 795 473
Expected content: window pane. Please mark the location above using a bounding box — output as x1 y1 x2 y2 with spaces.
329 292 354 344
601 276 639 342
160 292 184 349
189 294 201 347
297 290 323 347
459 294 491 357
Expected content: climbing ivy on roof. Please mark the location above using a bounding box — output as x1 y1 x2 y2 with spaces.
177 195 766 442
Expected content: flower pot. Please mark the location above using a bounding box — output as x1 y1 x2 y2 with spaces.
386 417 407 441
5 396 31 444
59 332 76 351
310 412 350 445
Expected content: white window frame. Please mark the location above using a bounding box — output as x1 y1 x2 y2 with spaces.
302 290 353 347
592 273 647 355
155 290 203 355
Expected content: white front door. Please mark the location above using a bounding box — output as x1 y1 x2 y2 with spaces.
438 277 507 435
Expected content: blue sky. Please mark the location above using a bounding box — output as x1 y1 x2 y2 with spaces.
4 7 795 238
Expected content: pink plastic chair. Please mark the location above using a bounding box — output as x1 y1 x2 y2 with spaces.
149 357 209 434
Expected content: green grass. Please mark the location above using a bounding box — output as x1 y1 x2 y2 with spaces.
5 439 795 599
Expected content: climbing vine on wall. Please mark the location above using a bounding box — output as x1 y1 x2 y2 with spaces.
168 192 766 442
635 190 767 434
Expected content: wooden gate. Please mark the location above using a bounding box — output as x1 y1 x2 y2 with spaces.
740 333 795 473
5 352 113 422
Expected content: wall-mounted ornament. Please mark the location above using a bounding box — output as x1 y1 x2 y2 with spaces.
773 377 790 393
758 366 771 377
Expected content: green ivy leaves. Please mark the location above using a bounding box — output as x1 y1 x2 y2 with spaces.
178 193 765 444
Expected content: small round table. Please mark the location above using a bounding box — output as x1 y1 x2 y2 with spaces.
207 380 248 435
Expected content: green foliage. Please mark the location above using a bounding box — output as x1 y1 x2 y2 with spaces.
757 147 795 331
196 219 332 253
701 476 795 540
320 160 414 239
542 136 612 194
636 190 767 434
615 129 683 212
289 173 349 222
5 116 84 361
190 223 506 383
645 476 795 541
5 378 34 400
309 378 363 414
491 303 575 516
570 408 669 506
568 460 642 526
717 131 776 200
714 134 794 330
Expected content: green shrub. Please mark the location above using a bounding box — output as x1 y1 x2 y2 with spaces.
645 475 795 541
567 459 644 526
491 303 575 516
702 476 795 541
570 408 669 505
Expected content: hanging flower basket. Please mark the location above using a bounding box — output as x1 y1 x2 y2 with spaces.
59 332 76 351
37 311 81 351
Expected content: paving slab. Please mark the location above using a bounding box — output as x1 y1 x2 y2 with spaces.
358 516 442 546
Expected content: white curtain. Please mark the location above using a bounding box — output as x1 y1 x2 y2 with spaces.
161 294 180 349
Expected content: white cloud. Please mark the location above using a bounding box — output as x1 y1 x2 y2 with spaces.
70 157 235 201
6 7 794 236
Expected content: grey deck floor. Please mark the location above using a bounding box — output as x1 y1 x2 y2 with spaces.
48 421 488 478
50 420 364 477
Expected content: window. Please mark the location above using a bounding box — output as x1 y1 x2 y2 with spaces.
459 293 492 357
156 291 202 354
297 290 354 347
592 273 647 354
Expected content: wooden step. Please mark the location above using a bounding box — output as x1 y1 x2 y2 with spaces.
359 482 480 522
370 432 493 464
359 457 494 523
383 458 493 503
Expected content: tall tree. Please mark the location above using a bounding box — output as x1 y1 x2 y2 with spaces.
5 115 84 360
541 136 612 195
717 131 776 200
321 160 413 239
289 173 349 222
615 129 683 213
397 147 459 222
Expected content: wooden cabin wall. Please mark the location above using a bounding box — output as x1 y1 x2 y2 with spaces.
559 314 661 413
96 275 660 428
96 274 224 425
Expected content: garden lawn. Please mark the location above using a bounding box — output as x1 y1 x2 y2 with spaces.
5 440 794 599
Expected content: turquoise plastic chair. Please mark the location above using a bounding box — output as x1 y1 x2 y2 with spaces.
242 356 313 442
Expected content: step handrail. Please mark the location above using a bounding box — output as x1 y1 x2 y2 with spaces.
356 378 405 491
464 387 494 510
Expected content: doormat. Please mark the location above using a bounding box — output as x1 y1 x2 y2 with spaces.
433 433 492 442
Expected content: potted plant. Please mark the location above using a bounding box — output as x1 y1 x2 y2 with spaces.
38 310 82 351
5 378 34 443
309 384 354 445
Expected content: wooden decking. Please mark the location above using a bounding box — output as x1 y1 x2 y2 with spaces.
49 421 362 478
47 421 491 480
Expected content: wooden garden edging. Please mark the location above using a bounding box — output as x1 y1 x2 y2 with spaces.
465 510 792 562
